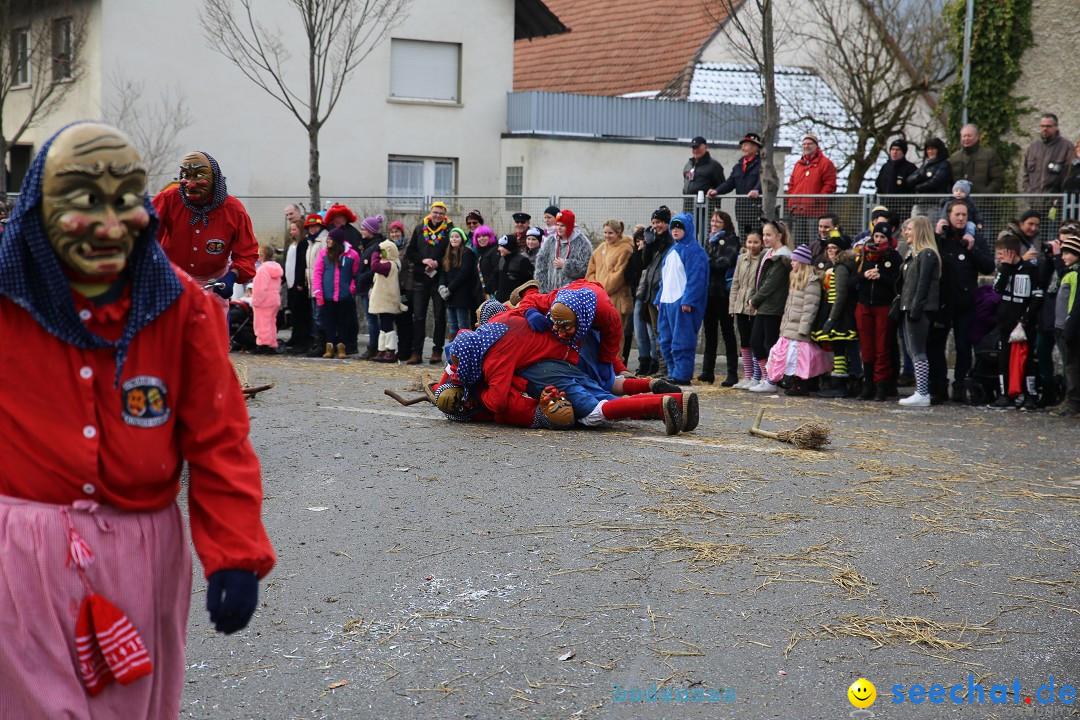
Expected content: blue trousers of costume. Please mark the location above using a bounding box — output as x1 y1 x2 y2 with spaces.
657 301 704 382
519 361 616 419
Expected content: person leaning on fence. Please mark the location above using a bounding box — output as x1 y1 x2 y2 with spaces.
683 136 726 212
932 201 996 403
586 219 635 365
708 132 763 238
700 210 740 385
1022 113 1075 195
786 134 837 248
534 210 591 293
949 124 1004 194
906 137 952 195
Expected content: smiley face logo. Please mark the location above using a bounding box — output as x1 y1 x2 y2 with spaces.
848 678 876 709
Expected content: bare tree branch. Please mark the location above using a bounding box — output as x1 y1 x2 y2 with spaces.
200 0 411 206
0 0 90 195
102 70 194 193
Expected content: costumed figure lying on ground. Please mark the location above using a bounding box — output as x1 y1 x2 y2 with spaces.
153 148 259 309
0 123 275 718
426 294 699 435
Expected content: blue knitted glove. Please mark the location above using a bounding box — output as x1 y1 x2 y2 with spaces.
214 271 237 299
525 307 550 333
206 569 259 634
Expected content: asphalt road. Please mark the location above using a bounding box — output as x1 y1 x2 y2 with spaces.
180 353 1079 720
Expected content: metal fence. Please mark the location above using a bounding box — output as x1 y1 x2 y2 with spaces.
4 191 1078 249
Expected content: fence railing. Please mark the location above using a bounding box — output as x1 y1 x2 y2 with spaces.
4 192 1077 249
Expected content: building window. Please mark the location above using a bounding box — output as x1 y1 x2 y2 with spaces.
505 166 523 211
52 18 73 81
388 156 458 205
10 28 30 87
389 39 460 103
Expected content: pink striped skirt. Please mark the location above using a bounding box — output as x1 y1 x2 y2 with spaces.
0 496 192 720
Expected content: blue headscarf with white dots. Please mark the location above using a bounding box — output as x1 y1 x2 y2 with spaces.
0 122 183 386
445 322 509 396
550 286 597 351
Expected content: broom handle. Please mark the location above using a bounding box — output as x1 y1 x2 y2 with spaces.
748 408 781 440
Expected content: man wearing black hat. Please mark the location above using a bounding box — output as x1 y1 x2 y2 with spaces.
495 234 534 303
708 132 764 237
683 137 726 212
636 206 674 376
875 139 918 218
512 212 532 251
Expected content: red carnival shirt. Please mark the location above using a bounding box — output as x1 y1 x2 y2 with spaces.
153 191 259 283
0 271 275 579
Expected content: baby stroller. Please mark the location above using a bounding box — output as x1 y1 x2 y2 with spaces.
228 301 257 352
964 326 1001 406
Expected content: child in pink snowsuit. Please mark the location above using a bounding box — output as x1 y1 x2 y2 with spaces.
253 244 283 350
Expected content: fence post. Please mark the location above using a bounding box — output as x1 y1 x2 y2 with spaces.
694 191 707 246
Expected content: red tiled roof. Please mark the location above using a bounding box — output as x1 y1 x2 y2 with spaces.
513 0 728 96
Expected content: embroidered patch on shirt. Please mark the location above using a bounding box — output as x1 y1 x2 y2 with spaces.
121 376 171 428
206 239 226 255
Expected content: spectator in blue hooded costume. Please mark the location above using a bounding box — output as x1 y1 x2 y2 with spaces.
655 212 709 385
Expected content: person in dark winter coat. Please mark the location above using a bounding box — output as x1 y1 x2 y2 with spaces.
405 201 453 364
746 219 793 392
439 227 479 340
854 223 903 400
931 201 996 402
472 225 500 301
495 234 534 304
875 138 918 219
355 216 385 359
700 210 740 384
639 207 674 376
708 133 763 236
990 232 1043 410
626 225 656 375
897 216 941 407
682 137 726 211
907 138 952 194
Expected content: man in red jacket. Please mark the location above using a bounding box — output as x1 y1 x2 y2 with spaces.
786 133 837 247
153 150 258 309
0 122 275 718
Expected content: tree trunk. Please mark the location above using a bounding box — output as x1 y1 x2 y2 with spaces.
759 0 781 219
308 125 320 210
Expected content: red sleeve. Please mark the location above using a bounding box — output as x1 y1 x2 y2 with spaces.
507 287 556 317
822 159 838 194
492 379 541 427
477 349 517 415
177 287 275 579
152 192 172 250
228 200 259 283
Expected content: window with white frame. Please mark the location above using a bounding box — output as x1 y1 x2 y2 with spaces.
52 17 73 81
11 27 30 86
389 39 460 103
505 166 523 211
387 156 457 201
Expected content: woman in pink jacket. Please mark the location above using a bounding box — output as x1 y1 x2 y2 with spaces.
252 244 283 352
313 226 361 358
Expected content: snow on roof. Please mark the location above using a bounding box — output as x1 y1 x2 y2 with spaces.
689 63 884 194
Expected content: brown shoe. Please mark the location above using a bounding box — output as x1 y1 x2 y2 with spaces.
322 343 334 359
428 351 443 365
336 343 347 359
406 354 423 365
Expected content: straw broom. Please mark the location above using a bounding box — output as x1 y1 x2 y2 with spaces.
748 408 831 450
